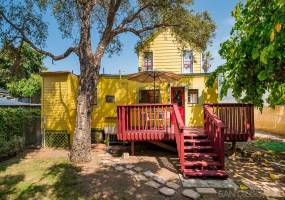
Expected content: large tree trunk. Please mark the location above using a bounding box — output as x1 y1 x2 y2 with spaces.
70 3 112 163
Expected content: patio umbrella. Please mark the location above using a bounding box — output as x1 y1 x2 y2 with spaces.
128 71 181 103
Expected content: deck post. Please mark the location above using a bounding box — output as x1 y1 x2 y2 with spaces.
131 141 135 156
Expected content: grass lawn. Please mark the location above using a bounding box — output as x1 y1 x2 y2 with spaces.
253 139 285 153
0 152 85 200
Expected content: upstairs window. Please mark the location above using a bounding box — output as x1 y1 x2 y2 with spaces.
182 50 193 73
143 52 153 71
188 89 198 104
139 89 160 103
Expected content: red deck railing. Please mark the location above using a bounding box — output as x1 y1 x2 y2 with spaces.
172 104 185 172
206 103 254 141
117 104 175 141
204 105 226 168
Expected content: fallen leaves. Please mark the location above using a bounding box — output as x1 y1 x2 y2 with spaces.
240 184 249 190
269 172 280 181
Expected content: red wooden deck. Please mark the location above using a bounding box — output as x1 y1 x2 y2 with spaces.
117 103 254 178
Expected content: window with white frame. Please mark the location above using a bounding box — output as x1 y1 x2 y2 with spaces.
182 50 193 73
143 51 153 71
188 89 198 104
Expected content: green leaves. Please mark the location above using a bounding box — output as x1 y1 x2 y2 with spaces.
257 70 267 81
6 74 42 97
207 0 285 108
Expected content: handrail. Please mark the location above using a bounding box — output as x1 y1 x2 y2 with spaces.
173 104 185 130
172 104 185 172
204 105 226 128
204 105 225 169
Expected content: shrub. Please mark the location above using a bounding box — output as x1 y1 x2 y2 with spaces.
0 107 40 159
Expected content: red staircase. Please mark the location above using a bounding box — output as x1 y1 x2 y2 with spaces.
182 128 227 178
117 103 254 179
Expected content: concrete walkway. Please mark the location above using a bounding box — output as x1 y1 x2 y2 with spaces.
255 130 285 142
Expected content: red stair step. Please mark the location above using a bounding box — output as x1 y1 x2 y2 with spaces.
184 153 218 158
184 146 213 150
183 169 228 178
184 161 222 167
184 139 210 143
184 133 208 138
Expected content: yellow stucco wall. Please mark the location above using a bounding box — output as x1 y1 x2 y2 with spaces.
138 30 202 74
255 106 285 135
41 73 218 134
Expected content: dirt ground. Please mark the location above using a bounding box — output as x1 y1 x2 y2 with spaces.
1 140 285 200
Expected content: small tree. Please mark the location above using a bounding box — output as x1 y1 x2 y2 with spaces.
0 0 215 162
207 0 285 108
202 50 213 73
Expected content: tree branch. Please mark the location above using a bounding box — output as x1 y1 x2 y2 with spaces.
0 10 77 61
113 23 178 38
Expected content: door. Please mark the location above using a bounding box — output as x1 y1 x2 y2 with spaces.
171 87 185 123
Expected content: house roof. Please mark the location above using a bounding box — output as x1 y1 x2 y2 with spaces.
40 71 73 76
0 98 40 107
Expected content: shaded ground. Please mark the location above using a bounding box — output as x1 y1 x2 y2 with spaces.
0 138 284 200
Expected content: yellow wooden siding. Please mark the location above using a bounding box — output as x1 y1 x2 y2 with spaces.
42 73 218 137
138 30 202 74
42 75 69 131
42 73 78 137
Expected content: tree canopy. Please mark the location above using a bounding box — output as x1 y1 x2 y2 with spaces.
0 42 45 89
0 42 45 98
207 0 285 108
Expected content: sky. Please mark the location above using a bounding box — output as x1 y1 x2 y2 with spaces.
43 0 241 75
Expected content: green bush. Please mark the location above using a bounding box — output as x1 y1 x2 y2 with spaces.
0 107 40 159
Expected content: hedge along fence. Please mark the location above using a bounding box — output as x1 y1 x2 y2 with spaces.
0 107 40 160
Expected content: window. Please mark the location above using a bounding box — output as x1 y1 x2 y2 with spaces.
105 95 115 103
143 52 153 71
188 89 198 104
182 50 193 73
139 89 160 103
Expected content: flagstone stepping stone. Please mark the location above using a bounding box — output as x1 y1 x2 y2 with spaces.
153 176 166 185
145 180 161 189
113 158 121 162
166 182 180 190
101 160 111 164
196 188 217 194
122 152 130 159
182 189 200 199
124 170 136 175
143 170 154 178
159 187 175 196
126 164 135 169
115 166 124 171
134 166 143 172
135 174 147 181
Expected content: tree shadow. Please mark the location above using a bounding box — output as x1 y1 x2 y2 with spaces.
0 174 25 199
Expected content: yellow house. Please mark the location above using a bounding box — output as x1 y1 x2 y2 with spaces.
41 30 218 146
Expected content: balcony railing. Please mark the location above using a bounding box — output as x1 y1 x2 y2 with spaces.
206 103 254 141
117 104 175 141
